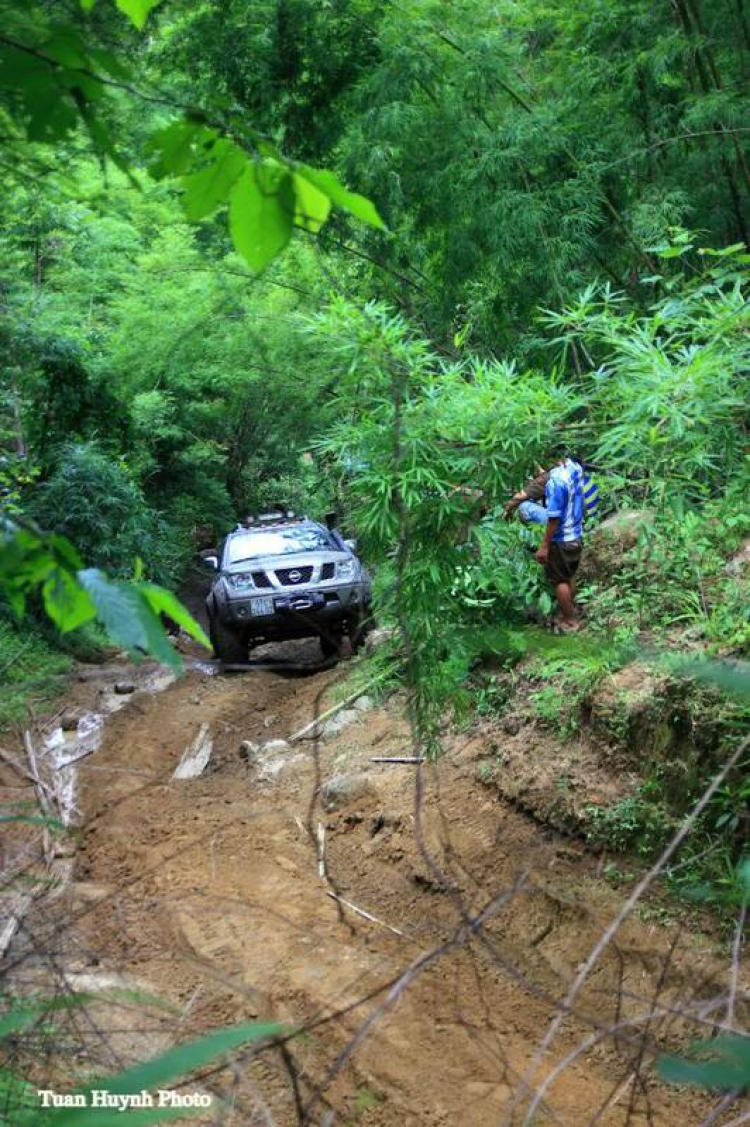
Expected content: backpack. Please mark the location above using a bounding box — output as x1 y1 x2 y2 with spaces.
583 472 600 519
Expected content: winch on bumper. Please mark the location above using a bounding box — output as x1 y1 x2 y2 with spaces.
222 583 362 629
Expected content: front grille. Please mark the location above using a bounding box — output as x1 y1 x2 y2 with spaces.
252 571 273 588
275 566 313 586
320 562 335 580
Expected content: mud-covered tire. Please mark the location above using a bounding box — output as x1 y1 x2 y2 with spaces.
349 607 375 653
319 631 343 660
209 615 247 664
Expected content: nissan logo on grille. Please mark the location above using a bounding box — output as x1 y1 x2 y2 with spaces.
288 570 301 583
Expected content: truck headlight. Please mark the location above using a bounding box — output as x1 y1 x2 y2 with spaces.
226 572 255 590
337 559 357 580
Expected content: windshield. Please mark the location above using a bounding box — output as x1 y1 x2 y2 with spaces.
227 526 335 563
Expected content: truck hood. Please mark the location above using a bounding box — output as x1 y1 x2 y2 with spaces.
223 551 351 574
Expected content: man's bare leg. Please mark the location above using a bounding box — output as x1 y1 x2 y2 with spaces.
555 581 577 625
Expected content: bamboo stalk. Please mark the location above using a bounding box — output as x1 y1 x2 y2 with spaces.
288 674 386 744
370 756 424 764
326 891 405 937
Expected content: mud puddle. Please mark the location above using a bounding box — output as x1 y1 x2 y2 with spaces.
4 642 743 1125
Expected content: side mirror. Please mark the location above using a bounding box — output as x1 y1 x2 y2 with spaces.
202 554 219 571
343 538 358 553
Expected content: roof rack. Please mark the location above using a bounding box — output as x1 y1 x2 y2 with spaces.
238 509 303 529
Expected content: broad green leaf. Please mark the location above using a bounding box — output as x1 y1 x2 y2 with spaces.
292 171 331 233
146 120 216 180
88 46 133 82
80 1020 280 1097
42 568 96 633
76 570 147 651
77 569 180 669
296 165 385 229
42 30 89 70
659 1035 750 1089
229 164 294 272
138 583 210 649
181 140 248 221
22 84 79 143
114 0 164 30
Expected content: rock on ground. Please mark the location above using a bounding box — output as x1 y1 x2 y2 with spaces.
321 772 380 812
580 509 654 583
172 723 213 780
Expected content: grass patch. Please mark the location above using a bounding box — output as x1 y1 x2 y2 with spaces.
0 619 72 730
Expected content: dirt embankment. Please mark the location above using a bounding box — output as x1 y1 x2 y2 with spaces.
3 640 745 1125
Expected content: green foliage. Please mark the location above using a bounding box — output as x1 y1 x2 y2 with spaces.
585 792 673 856
29 443 176 585
0 0 383 293
0 617 71 729
147 121 383 273
586 476 750 651
526 641 634 737
545 244 750 503
308 299 576 747
0 519 209 670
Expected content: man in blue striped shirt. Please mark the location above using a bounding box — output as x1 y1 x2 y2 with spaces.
535 456 585 631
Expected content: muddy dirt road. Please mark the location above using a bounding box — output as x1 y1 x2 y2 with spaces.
7 642 742 1126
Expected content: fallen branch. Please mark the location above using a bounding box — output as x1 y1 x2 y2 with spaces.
326 891 405 937
23 731 55 820
370 756 424 765
288 673 386 744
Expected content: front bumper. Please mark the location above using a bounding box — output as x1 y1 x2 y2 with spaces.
218 583 363 636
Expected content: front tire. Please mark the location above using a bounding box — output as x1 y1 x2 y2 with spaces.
209 615 248 664
319 631 343 660
349 607 374 653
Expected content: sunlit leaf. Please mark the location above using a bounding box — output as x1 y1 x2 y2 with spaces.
296 165 385 229
229 164 294 272
42 568 96 633
77 569 180 668
181 139 248 221
292 171 331 233
114 0 164 30
146 120 216 180
0 994 95 1040
30 1021 282 1126
139 583 210 649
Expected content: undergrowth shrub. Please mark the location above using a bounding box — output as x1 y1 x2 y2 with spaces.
0 617 71 729
28 442 178 585
586 476 750 652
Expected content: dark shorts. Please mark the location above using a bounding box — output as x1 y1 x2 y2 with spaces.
546 540 582 586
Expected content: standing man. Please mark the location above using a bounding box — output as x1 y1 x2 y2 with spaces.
535 455 585 631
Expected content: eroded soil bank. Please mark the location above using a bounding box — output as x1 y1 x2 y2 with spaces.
3 643 745 1125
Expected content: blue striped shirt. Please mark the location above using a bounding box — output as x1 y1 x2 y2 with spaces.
545 459 584 542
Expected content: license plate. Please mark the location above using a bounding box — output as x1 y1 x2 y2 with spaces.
250 596 274 617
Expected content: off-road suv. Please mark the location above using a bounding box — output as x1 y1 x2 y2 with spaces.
204 513 372 663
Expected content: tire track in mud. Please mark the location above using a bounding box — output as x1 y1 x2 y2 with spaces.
57 645 723 1126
